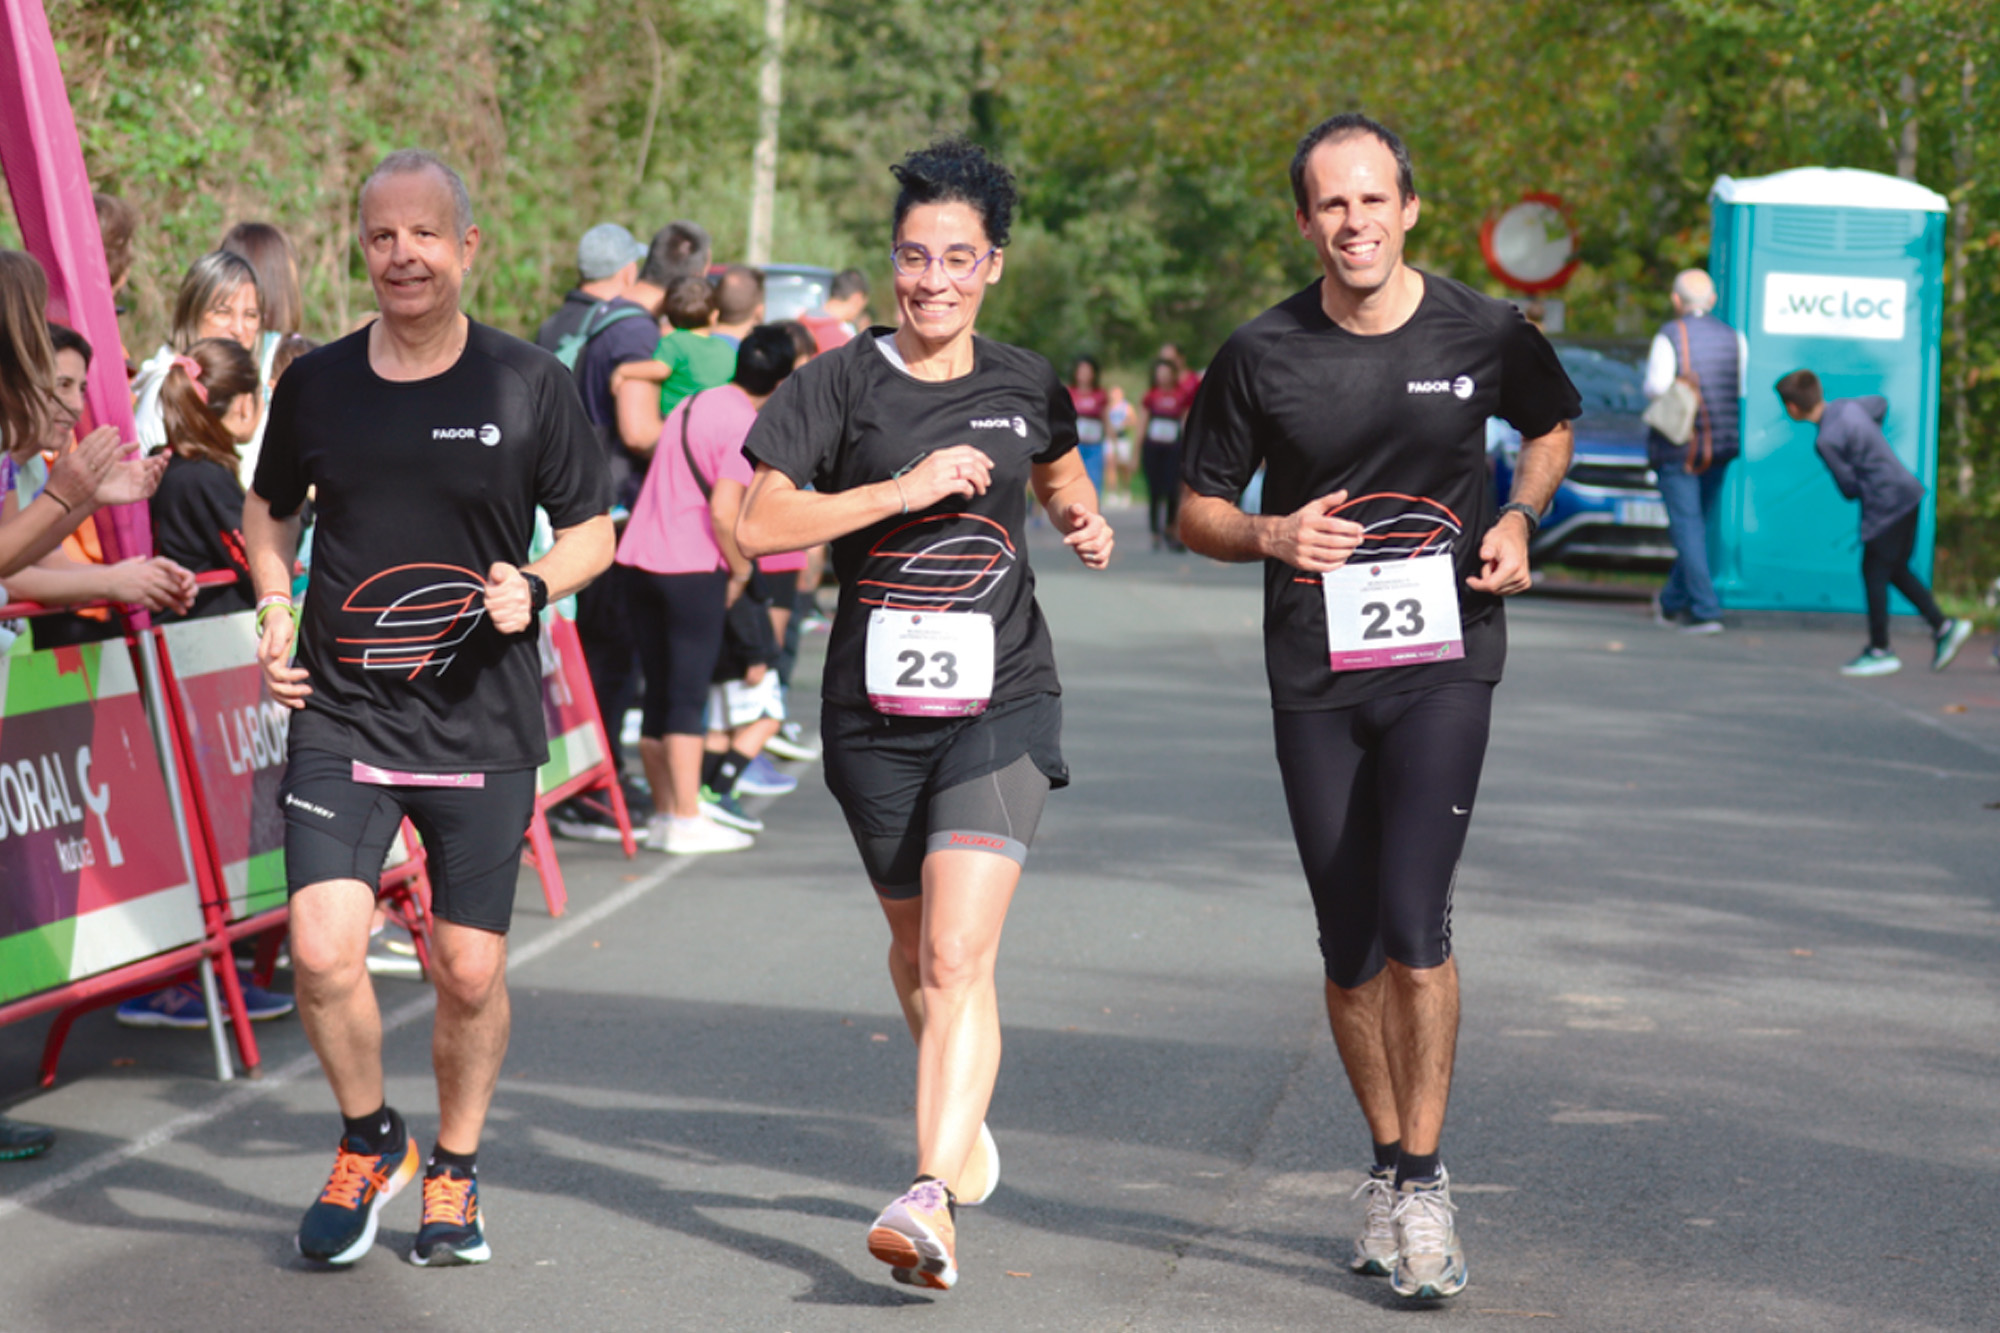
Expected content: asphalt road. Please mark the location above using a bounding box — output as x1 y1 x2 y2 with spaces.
3 522 1997 1332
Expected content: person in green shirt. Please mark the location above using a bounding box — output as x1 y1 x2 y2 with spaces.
612 277 738 438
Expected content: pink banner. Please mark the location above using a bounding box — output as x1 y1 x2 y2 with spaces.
0 0 152 569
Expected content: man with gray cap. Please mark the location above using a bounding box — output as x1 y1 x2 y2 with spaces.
534 221 652 357
537 223 664 842
1643 268 1745 634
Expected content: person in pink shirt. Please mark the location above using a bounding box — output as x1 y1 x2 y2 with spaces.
616 325 801 854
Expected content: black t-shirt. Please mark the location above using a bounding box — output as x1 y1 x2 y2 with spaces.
1182 273 1580 711
253 320 611 771
150 452 252 621
744 330 1078 711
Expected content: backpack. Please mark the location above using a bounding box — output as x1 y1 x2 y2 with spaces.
553 299 650 372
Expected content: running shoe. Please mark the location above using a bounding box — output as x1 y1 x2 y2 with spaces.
653 813 754 855
0 1115 55 1161
410 1166 490 1266
1841 647 1902 677
1933 617 1973 672
365 924 423 979
1681 619 1724 635
297 1134 419 1265
548 801 625 844
700 785 765 833
1390 1170 1467 1300
957 1122 1000 1206
116 973 295 1028
867 1178 958 1290
735 754 799 797
1349 1166 1398 1275
765 722 821 763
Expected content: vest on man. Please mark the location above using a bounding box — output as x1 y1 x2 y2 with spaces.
1648 312 1741 470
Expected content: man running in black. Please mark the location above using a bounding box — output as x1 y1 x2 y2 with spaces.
1180 113 1578 1301
244 149 613 1268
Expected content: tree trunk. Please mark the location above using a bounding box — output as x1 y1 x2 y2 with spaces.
1897 70 1919 180
747 0 787 266
1950 51 1974 498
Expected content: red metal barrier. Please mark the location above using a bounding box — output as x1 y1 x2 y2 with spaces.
520 611 637 917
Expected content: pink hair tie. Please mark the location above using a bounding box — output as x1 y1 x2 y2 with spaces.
172 354 208 404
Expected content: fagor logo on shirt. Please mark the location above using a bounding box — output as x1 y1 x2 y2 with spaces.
1408 376 1476 400
431 423 503 446
970 415 1028 437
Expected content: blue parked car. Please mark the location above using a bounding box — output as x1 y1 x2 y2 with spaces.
1490 342 1674 567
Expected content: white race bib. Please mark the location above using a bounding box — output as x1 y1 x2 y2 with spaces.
1321 552 1465 672
1076 417 1105 444
1146 416 1181 444
866 610 995 716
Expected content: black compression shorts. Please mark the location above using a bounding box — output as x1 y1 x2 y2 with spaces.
1272 681 1493 989
279 747 537 933
822 691 1068 898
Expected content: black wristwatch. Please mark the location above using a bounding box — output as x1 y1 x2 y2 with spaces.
1497 501 1542 536
521 570 549 615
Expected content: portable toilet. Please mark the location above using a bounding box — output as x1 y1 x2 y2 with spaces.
1706 167 1948 612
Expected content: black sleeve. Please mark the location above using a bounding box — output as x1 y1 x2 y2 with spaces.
1496 309 1582 440
1180 332 1264 499
252 368 307 517
743 347 849 488
1035 358 1080 465
532 358 613 528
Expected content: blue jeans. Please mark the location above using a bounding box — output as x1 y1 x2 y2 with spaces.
1657 462 1726 623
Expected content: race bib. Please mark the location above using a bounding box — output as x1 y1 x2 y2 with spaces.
1076 417 1105 444
1146 416 1181 444
865 610 995 716
1321 552 1465 672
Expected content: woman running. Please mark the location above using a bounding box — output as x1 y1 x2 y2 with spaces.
737 137 1113 1294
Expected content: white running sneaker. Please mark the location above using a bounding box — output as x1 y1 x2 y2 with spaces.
764 721 821 762
1391 1170 1467 1300
1840 647 1901 677
867 1178 958 1290
1933 617 1973 672
653 813 753 855
1349 1167 1398 1275
957 1122 999 1206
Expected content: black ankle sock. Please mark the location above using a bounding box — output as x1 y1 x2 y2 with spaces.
700 752 725 789
342 1105 401 1154
711 750 752 794
428 1145 477 1178
1395 1149 1441 1188
1372 1140 1401 1174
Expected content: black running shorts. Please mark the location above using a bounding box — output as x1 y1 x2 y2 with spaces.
821 691 1068 898
1272 681 1493 989
279 747 538 933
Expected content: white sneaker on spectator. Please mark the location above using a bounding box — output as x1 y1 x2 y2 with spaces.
765 721 821 763
653 813 753 855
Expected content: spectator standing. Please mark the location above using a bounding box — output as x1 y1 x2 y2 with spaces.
220 221 306 486
130 251 263 454
615 326 801 854
0 324 194 637
627 219 712 318
711 266 765 348
148 338 263 620
1775 370 1972 676
1643 268 1743 634
536 223 659 843
800 268 870 353
1140 357 1187 549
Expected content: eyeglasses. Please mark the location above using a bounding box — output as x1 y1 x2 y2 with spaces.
890 242 997 284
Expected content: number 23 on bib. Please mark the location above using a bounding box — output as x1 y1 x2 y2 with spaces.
865 610 996 716
1321 552 1465 672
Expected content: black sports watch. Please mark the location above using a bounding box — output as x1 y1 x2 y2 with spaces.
521 570 549 615
1497 501 1542 536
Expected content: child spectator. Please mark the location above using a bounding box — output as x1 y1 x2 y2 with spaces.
149 337 263 620
1776 368 1973 676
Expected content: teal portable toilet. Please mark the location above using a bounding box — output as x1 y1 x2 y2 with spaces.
1707 167 1948 612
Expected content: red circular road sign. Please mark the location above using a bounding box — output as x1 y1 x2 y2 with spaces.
1480 193 1580 294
